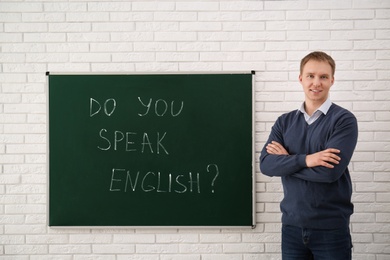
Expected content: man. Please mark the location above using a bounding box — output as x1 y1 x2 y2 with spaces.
260 51 358 260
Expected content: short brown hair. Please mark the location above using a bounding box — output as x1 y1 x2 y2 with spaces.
300 51 336 76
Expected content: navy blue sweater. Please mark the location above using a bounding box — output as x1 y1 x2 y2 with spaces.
260 103 358 229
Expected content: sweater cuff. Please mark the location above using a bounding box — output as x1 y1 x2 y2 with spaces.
297 154 307 167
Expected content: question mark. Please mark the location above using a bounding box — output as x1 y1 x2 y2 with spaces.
207 164 219 193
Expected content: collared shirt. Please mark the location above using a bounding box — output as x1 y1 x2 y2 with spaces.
298 98 332 125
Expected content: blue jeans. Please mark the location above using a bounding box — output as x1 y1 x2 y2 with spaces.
282 225 352 260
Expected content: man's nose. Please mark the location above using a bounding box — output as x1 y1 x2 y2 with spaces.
313 77 320 86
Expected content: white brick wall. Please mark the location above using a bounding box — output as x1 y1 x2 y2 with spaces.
1 0 389 259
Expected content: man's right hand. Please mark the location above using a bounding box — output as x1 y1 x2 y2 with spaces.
305 148 341 168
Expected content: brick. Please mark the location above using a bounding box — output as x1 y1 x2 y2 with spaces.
26 53 69 63
309 1 352 9
113 234 155 243
179 244 222 254
111 12 154 21
177 2 219 11
26 235 69 244
4 123 46 133
70 53 111 63
92 244 135 254
22 12 65 22
221 1 263 11
0 33 23 43
0 174 21 184
117 255 158 260
3 164 46 174
91 43 134 52
180 22 221 31
287 30 330 41
0 3 42 12
0 234 25 244
111 32 153 42
157 52 199 62
154 12 197 21
267 21 309 31
44 3 86 12
200 234 240 243
223 243 264 253
198 12 240 21
160 255 200 260
353 0 390 8
156 234 198 243
88 2 131 12
92 22 135 32
266 1 306 10
6 184 46 194
5 23 47 33
244 11 285 21
31 256 71 260
136 244 179 254
354 40 390 50
5 224 46 234
49 245 91 254
0 155 24 164
70 234 112 244
74 256 115 260
5 245 47 254
287 10 329 20
132 2 175 11
331 10 375 19
66 12 109 22
376 213 390 223
24 33 66 43
155 32 197 42
67 33 110 42
49 23 91 32
0 13 21 22
332 30 375 40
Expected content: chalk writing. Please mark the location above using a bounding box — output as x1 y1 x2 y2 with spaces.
97 129 169 154
88 96 223 195
90 98 116 117
207 164 219 193
109 164 219 194
138 97 184 117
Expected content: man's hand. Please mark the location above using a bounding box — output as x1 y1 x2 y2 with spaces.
305 148 341 168
266 141 289 155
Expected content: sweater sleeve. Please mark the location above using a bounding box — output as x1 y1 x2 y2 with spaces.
291 113 358 183
259 116 308 177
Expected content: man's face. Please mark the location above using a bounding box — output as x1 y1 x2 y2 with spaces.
299 60 334 105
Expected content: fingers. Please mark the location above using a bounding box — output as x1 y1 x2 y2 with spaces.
266 141 288 155
323 149 341 167
305 148 342 168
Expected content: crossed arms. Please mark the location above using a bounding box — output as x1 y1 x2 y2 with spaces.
266 141 341 169
259 113 358 183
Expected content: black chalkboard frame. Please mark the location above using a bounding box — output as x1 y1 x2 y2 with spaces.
46 72 256 228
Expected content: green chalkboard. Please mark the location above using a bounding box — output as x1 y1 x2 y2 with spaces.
48 73 254 227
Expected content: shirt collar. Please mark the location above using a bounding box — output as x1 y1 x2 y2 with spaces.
298 97 332 115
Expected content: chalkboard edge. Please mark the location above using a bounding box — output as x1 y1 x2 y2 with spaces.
251 72 257 228
48 225 256 229
46 71 254 75
45 71 51 227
